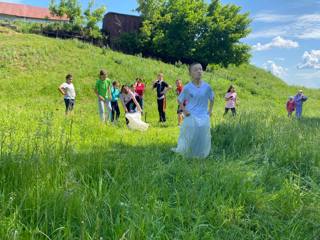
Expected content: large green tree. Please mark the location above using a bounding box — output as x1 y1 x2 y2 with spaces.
136 0 251 67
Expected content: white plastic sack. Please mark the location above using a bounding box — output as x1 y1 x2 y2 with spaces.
173 114 211 158
125 112 149 131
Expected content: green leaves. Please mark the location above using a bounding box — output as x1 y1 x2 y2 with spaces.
136 0 251 67
49 0 106 41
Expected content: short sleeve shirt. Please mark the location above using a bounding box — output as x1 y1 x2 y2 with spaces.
111 87 120 102
178 81 214 117
225 92 237 109
95 78 111 99
153 80 169 99
61 82 76 99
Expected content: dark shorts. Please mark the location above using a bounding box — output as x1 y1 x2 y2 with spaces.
64 99 75 112
177 105 183 114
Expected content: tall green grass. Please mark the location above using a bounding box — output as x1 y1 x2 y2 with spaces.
0 28 320 239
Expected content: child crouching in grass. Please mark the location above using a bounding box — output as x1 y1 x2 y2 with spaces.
58 74 76 115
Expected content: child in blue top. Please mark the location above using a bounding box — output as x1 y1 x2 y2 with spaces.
111 81 121 122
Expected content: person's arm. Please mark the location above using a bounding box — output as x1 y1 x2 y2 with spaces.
208 99 214 116
179 101 190 117
152 81 157 89
58 84 66 96
178 89 190 116
208 88 215 116
161 83 172 95
130 92 142 112
108 85 112 100
94 89 105 101
120 96 128 113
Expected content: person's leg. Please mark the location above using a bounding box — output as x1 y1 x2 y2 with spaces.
135 95 141 112
157 99 163 122
110 101 115 122
223 108 229 116
140 97 144 110
178 113 183 125
105 100 112 122
98 99 105 122
231 108 236 116
115 101 120 120
127 99 135 112
162 97 166 122
64 99 69 115
296 106 302 119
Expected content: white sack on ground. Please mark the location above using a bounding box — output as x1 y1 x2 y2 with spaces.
126 112 149 131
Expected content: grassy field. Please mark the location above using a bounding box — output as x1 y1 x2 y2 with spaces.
1 27 320 239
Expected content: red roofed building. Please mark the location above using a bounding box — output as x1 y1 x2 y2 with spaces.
0 2 68 23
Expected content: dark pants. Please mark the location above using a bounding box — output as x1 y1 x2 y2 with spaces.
157 98 166 122
137 96 144 110
224 107 236 116
111 101 120 122
64 99 75 112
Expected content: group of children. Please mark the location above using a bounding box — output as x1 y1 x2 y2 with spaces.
58 70 186 126
58 70 308 127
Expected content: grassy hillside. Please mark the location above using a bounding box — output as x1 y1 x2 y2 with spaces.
1 28 320 239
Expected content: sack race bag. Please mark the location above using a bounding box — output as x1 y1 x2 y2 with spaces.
173 114 211 158
125 112 149 131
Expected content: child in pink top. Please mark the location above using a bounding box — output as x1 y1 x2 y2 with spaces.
286 96 295 117
224 85 237 116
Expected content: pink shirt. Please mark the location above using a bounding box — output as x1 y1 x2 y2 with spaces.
225 92 237 109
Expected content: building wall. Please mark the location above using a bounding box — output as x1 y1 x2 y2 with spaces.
102 13 142 47
0 14 68 23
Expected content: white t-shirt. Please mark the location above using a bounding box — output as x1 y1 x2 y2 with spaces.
178 81 214 117
61 82 76 99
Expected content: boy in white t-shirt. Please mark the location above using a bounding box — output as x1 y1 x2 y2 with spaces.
224 85 237 117
58 74 76 115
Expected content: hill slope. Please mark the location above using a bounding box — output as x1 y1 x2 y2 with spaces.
0 28 320 239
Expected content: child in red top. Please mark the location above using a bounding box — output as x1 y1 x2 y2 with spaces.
134 78 145 110
176 79 184 126
286 96 295 117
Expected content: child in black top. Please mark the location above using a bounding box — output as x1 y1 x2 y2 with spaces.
152 73 172 122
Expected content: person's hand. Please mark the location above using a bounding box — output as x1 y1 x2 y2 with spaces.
98 95 105 101
125 108 128 113
184 110 190 117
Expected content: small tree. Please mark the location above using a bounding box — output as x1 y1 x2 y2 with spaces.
83 0 106 40
49 0 82 25
49 0 106 41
